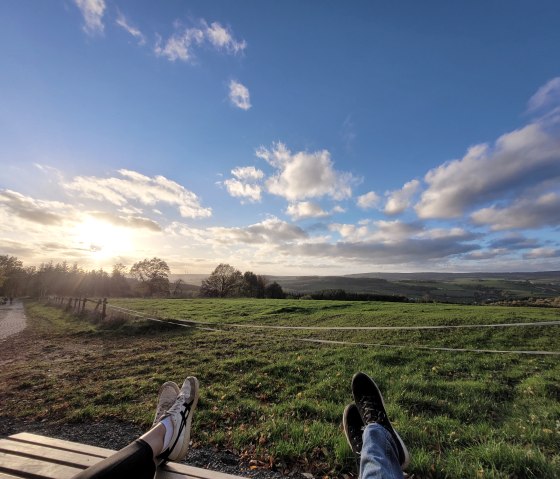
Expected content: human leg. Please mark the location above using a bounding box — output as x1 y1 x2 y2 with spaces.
71 377 198 479
343 372 409 479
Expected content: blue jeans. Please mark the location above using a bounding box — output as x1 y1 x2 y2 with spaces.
360 423 403 479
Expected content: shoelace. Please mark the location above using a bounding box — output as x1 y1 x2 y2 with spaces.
157 397 192 460
359 396 387 425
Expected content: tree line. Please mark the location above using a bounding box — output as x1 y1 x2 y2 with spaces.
0 255 284 299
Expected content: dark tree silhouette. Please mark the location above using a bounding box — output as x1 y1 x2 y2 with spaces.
200 263 243 297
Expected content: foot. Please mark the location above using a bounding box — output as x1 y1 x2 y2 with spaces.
343 402 364 456
351 372 410 469
157 376 199 463
153 381 180 427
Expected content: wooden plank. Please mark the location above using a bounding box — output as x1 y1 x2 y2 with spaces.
5 434 248 479
0 472 26 479
162 463 249 479
0 439 100 469
8 433 112 458
0 452 82 479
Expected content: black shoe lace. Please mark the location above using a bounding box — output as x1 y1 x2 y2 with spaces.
360 396 387 425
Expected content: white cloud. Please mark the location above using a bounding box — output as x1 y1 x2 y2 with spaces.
155 20 245 63
229 80 251 110
63 169 211 218
527 77 560 112
0 189 73 225
286 201 329 220
209 217 307 245
223 166 264 202
257 142 356 201
154 28 204 62
205 22 246 53
356 191 380 210
384 179 420 215
74 0 106 35
471 191 560 230
223 178 262 202
231 166 264 181
116 11 146 45
415 122 560 218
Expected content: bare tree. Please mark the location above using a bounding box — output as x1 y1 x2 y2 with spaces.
200 263 243 297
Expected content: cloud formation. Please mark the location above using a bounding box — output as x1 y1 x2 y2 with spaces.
155 20 246 62
384 179 420 215
229 80 251 110
63 169 211 218
527 77 560 113
74 0 105 35
471 191 560 230
209 217 307 245
356 191 380 210
416 122 560 219
0 189 71 225
257 142 356 201
286 201 329 220
223 166 264 202
116 11 146 45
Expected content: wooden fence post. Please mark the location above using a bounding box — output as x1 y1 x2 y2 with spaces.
101 298 107 320
82 298 87 314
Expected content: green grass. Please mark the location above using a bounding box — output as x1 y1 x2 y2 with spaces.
1 299 559 478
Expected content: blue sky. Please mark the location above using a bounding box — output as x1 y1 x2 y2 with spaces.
1 0 559 274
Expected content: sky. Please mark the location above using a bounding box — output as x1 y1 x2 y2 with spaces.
1 0 560 275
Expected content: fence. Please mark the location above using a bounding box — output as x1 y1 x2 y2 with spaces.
48 296 108 320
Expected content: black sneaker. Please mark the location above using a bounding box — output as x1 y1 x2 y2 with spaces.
351 372 410 469
343 402 364 457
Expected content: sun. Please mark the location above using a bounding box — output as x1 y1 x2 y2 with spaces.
74 217 133 262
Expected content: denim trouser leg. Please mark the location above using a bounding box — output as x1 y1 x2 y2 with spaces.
359 423 403 479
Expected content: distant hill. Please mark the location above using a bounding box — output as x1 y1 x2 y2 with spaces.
169 271 560 304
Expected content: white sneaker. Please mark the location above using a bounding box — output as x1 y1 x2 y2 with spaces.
153 381 180 427
157 376 199 462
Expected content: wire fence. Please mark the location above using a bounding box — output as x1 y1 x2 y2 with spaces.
45 296 560 356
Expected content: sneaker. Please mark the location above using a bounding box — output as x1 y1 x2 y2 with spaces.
351 372 410 469
343 402 364 456
153 381 180 427
157 376 199 462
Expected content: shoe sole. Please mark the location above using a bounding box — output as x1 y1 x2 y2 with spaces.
153 381 180 426
173 376 199 462
352 373 410 470
342 403 362 456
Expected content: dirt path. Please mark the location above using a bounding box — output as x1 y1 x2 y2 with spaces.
0 300 27 341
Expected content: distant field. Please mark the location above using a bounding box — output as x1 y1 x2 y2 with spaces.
2 299 559 478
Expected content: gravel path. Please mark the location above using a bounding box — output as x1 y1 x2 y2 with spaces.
0 300 27 341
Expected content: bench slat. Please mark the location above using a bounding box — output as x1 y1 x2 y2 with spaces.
0 439 100 469
2 434 247 479
0 452 82 479
8 433 112 458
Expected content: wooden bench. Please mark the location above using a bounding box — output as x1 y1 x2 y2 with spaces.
0 433 247 479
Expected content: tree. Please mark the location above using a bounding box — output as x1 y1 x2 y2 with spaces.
241 271 267 298
111 263 131 297
200 263 243 297
265 281 285 299
130 258 170 297
0 255 24 296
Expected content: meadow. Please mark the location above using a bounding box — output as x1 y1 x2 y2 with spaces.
1 298 559 478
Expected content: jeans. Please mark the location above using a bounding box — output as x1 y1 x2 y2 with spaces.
360 423 404 479
71 439 156 479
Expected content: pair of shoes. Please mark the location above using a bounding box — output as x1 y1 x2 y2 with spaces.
343 372 410 470
153 377 199 463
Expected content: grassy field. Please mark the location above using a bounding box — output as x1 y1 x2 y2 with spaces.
1 298 559 478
